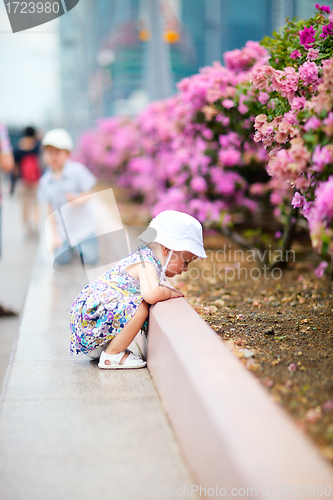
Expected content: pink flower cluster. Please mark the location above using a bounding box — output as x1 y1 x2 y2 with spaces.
250 7 333 258
320 22 332 39
290 50 301 60
268 137 310 183
299 26 316 49
76 42 271 226
306 177 333 253
254 52 333 255
298 61 318 85
74 117 141 180
252 60 320 107
316 3 330 14
314 261 328 277
223 41 268 73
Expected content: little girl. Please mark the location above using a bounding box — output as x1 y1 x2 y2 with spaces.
70 210 207 369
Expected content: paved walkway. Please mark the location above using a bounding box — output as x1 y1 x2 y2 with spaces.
0 180 38 386
0 191 195 500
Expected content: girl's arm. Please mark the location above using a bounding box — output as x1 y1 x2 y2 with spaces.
134 262 184 305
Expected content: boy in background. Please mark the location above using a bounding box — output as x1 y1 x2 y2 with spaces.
38 128 98 267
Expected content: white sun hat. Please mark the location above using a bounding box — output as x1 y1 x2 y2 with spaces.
42 128 74 151
138 210 207 259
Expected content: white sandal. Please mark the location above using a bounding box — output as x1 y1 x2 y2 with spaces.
98 349 147 369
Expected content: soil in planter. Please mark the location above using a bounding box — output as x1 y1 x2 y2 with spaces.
169 232 333 466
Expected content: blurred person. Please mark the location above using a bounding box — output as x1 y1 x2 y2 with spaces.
38 128 98 267
14 126 41 237
8 129 21 196
0 123 17 317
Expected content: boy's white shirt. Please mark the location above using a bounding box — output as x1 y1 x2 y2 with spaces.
39 159 97 247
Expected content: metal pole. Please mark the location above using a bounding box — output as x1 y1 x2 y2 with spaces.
146 0 173 101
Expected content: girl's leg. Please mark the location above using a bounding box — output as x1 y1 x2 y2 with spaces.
105 301 149 356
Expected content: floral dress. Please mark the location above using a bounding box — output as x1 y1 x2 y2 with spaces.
70 246 162 355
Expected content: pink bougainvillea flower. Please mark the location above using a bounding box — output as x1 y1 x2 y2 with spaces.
222 99 235 109
307 48 319 60
290 49 301 59
304 177 333 251
298 61 318 85
258 92 270 105
216 114 230 126
320 22 333 38
288 362 297 372
219 132 241 148
250 65 273 90
249 182 266 195
305 407 322 423
291 96 306 110
219 147 242 167
223 40 268 72
291 192 305 208
314 261 328 278
303 116 321 131
322 400 333 412
301 200 313 219
314 177 333 219
316 3 330 14
323 111 333 135
264 379 274 388
312 145 332 171
299 26 316 49
238 103 249 114
202 128 213 140
190 176 207 193
271 67 299 100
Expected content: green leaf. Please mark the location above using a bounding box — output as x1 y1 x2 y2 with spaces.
303 133 316 144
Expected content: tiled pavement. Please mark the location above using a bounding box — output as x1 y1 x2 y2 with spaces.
0 184 195 500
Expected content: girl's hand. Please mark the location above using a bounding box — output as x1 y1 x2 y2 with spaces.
169 288 184 299
137 262 184 304
67 193 83 203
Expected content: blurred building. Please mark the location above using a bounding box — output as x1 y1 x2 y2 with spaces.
59 0 332 140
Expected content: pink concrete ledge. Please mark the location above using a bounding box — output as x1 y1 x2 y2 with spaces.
137 298 333 499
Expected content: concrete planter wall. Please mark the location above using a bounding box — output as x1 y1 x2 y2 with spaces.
136 298 333 499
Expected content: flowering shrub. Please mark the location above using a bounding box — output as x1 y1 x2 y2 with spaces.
133 43 271 223
252 4 333 259
290 59 333 255
76 41 273 228
74 4 333 273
